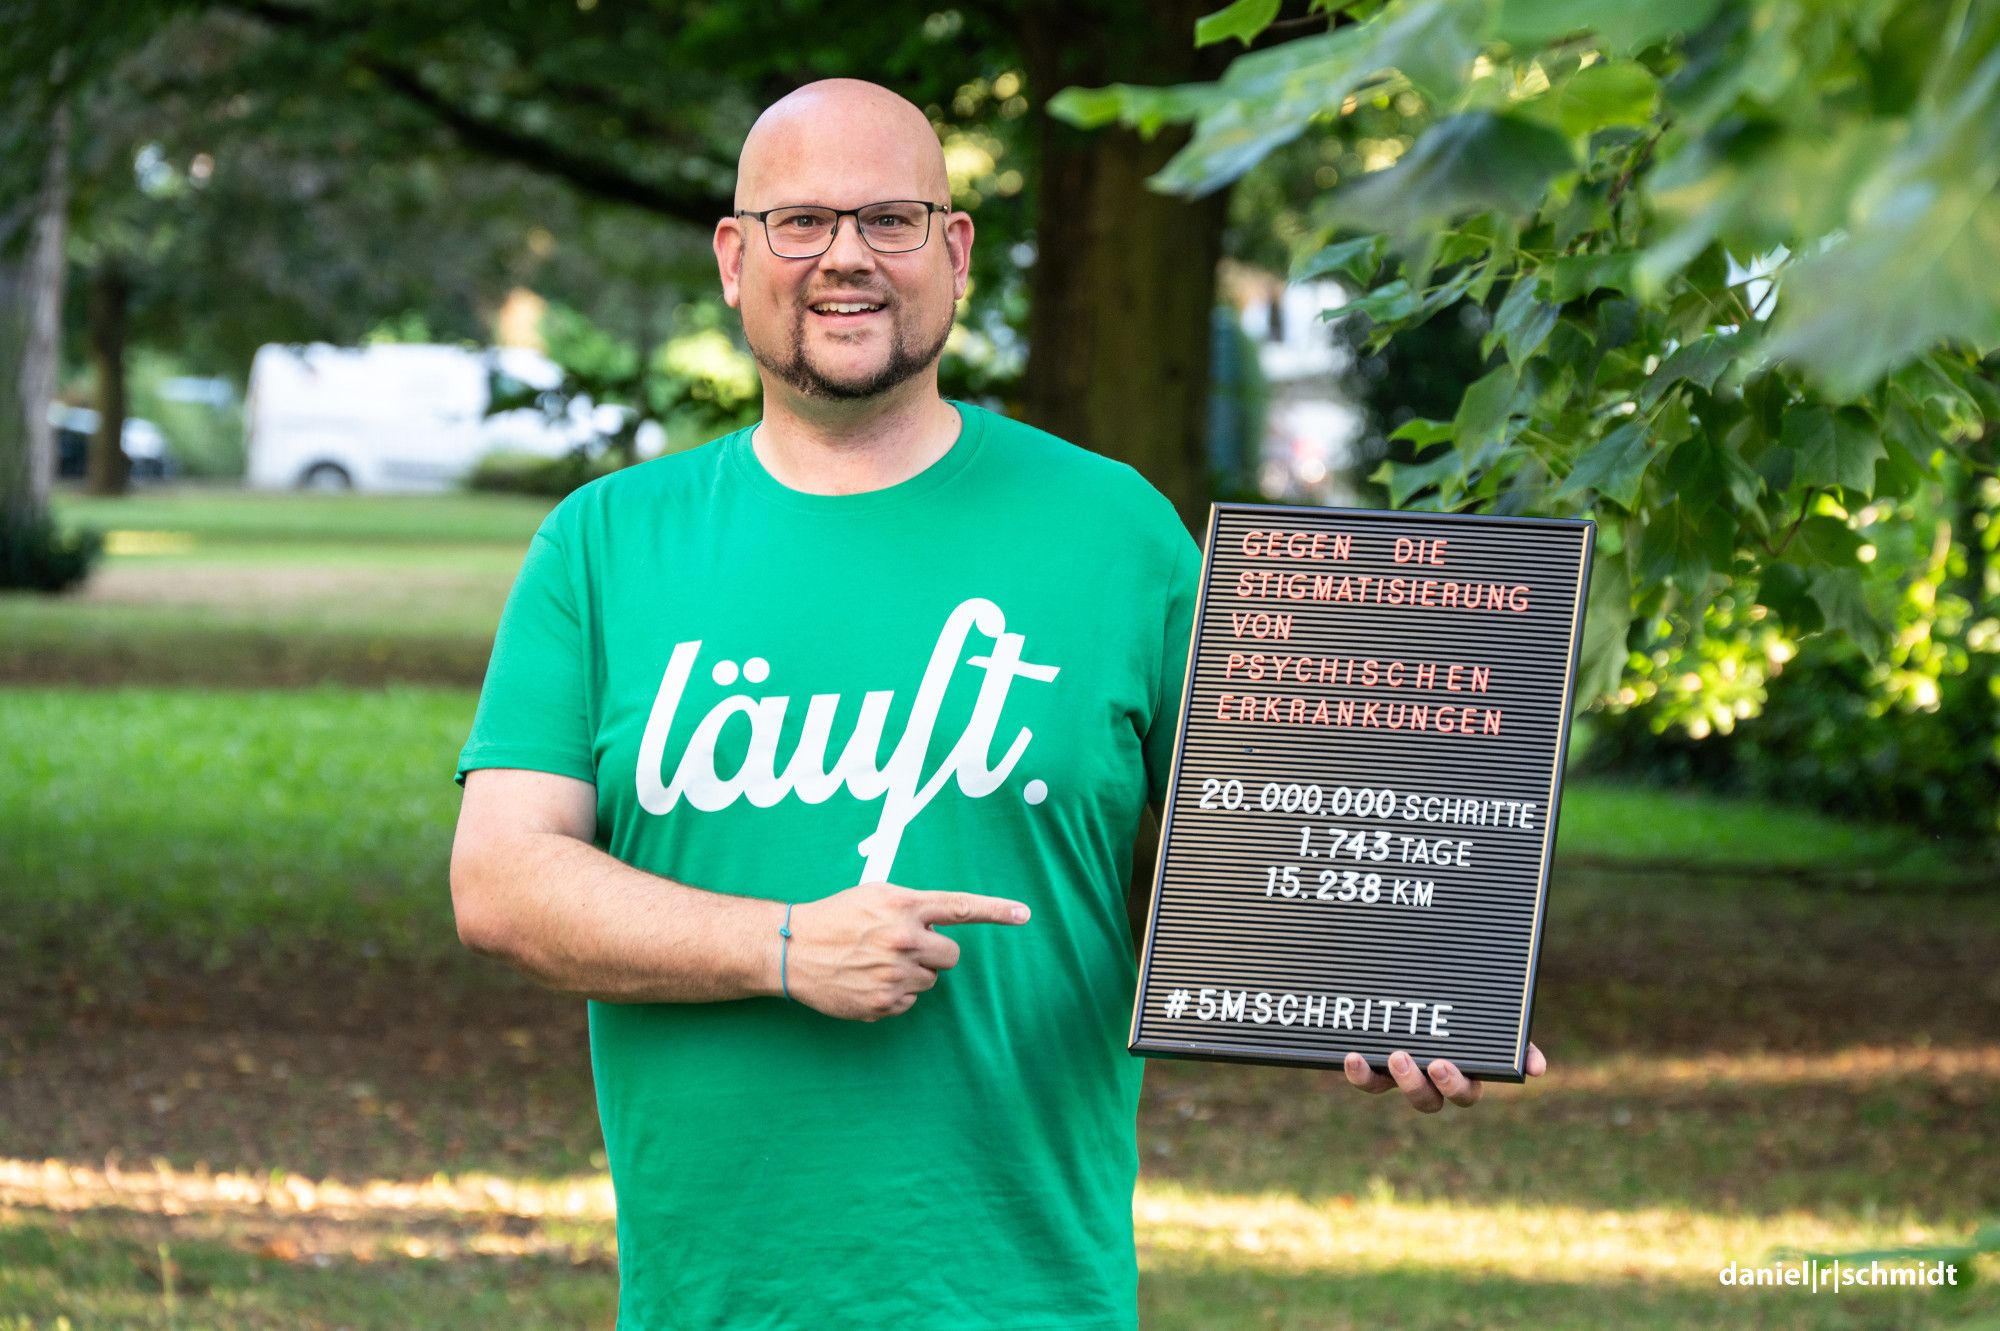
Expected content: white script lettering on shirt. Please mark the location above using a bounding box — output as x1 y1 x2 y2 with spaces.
635 597 1061 882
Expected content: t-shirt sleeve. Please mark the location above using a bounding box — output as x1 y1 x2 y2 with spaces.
455 526 596 787
1142 527 1200 806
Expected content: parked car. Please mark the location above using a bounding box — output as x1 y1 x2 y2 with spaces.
48 404 173 481
243 342 644 492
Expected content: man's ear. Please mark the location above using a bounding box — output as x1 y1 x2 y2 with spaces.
714 217 745 308
944 211 974 302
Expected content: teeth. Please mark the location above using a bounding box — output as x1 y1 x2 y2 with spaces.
813 302 881 313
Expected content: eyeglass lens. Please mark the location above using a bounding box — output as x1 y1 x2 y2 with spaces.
762 203 935 256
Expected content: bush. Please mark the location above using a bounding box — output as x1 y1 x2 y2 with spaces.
463 448 625 499
1585 642 2000 844
0 511 101 592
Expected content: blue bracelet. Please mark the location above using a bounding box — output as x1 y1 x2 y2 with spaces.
778 902 795 1002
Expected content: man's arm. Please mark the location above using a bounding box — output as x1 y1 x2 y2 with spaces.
450 767 1031 1020
451 767 779 1003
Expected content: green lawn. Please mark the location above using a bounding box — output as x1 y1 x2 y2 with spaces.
1 488 1993 1329
3 489 552 685
1553 784 1970 883
3 686 1996 1327
0 687 1976 962
51 487 555 545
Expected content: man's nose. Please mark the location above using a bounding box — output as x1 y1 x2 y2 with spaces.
817 215 879 272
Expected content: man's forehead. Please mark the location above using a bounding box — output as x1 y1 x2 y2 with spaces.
734 81 949 209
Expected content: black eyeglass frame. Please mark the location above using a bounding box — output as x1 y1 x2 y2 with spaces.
734 201 952 258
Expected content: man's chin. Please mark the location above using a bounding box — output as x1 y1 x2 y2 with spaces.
787 353 919 401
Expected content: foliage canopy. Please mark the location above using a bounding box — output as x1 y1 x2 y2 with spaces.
1057 0 2000 709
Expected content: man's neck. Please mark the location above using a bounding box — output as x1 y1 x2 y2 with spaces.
750 379 962 496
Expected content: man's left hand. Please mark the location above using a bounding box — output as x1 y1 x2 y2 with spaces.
1341 1043 1546 1112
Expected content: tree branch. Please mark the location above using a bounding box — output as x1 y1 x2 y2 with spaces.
225 0 730 227
361 61 726 226
1764 485 1821 558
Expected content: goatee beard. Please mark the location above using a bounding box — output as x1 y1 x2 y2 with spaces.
753 301 954 401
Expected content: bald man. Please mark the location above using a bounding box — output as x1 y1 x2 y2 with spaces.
451 79 1533 1331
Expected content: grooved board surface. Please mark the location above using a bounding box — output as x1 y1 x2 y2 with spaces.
1132 503 1593 1081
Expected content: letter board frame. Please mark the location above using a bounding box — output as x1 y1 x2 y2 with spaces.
1131 502 1595 1082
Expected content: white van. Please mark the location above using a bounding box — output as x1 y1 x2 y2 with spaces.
243 342 640 491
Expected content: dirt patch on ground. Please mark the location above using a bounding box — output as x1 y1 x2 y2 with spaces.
3 873 1995 1191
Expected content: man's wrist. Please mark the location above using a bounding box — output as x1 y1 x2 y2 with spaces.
748 896 791 1000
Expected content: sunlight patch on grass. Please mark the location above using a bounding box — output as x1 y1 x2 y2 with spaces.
0 1159 612 1224
6 1154 1982 1293
1133 1181 1986 1287
102 530 197 556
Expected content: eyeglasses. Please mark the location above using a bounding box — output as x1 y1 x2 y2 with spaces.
736 200 950 258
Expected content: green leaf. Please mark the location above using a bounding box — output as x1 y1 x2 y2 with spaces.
1876 391 1939 495
1786 514 1865 568
1550 60 1659 139
1763 48 2000 397
1148 0 1490 196
1637 499 1729 591
1452 364 1520 450
1485 277 1560 364
1290 234 1384 284
1044 85 1128 129
1783 405 1885 496
1663 428 1765 511
1543 251 1637 303
1638 331 1743 408
1388 416 1454 445
1196 0 1282 48
1323 112 1576 235
1807 567 1886 656
1636 122 1899 295
1756 445 1797 493
1324 278 1422 323
1551 418 1653 508
1493 0 1723 56
1756 561 1822 632
1575 545 1631 704
1375 447 1466 506
1046 81 1224 136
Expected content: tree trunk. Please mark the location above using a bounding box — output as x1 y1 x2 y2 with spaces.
1019 1 1232 531
0 102 71 530
87 261 133 496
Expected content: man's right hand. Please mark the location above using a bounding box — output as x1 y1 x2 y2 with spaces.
783 883 1031 1021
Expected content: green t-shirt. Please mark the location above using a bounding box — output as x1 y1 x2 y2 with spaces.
456 401 1198 1331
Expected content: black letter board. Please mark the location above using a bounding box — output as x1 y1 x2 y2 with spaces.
1132 503 1594 1082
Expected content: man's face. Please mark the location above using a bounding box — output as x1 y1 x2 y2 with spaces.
716 111 972 404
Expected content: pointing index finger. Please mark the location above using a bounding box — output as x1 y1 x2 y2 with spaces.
910 891 1031 926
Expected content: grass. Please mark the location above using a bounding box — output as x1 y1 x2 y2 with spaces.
50 487 555 545
0 688 473 960
2 488 1994 1328
0 1175 1986 1330
4 489 552 685
4 686 1997 1327
0 687 1979 964
1552 785 1972 883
